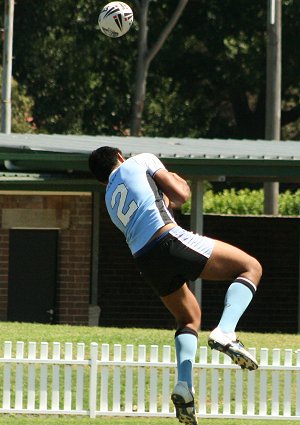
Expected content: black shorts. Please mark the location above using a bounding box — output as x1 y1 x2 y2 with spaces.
133 226 215 297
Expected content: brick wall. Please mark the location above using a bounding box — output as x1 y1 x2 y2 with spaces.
0 193 92 325
98 196 300 333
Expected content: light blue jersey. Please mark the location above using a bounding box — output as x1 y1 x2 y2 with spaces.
105 153 175 254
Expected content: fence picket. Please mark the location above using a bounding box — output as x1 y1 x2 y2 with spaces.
222 353 231 415
3 341 12 409
162 345 171 413
27 342 36 410
39 342 48 411
15 341 24 410
149 345 158 413
125 345 134 413
89 342 98 418
113 344 121 413
283 349 292 416
198 346 207 415
259 348 268 416
137 345 146 413
271 348 280 416
64 343 73 412
51 342 60 411
76 343 85 412
247 348 256 416
211 350 220 414
100 343 109 412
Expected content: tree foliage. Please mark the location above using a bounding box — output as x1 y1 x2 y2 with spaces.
151 0 300 139
5 0 136 134
0 66 35 133
0 0 299 138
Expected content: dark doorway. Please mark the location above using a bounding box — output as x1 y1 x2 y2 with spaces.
7 229 58 323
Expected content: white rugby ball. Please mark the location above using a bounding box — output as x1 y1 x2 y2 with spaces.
98 2 134 38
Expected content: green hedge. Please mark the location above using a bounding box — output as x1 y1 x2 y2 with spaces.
182 188 300 216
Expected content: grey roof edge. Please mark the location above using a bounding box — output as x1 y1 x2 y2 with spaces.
0 133 300 161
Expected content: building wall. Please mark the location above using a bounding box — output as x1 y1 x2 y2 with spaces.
98 196 300 333
0 192 299 333
0 193 92 325
200 214 300 334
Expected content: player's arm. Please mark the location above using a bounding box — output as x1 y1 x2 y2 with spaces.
153 169 191 207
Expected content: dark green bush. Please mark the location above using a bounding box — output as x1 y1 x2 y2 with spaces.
182 188 300 216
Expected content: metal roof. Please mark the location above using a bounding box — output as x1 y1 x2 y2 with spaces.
0 132 300 159
0 133 300 190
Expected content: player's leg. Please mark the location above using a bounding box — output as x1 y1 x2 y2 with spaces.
201 239 262 283
201 239 262 332
200 239 262 370
161 283 200 425
161 283 200 388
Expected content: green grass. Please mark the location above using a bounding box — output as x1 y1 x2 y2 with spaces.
1 322 300 353
0 323 300 425
0 417 299 425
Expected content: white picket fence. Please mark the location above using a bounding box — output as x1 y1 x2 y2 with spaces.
0 341 300 420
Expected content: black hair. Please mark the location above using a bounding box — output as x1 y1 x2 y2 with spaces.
88 146 122 183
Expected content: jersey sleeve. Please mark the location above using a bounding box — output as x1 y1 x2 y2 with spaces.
133 153 167 177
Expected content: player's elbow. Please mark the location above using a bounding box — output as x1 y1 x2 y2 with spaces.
176 187 191 205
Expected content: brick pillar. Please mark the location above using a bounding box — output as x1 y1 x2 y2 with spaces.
56 195 92 325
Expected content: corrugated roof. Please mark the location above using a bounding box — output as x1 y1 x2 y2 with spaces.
0 133 300 160
0 133 300 190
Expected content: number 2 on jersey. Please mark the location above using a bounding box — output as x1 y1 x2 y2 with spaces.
111 183 138 226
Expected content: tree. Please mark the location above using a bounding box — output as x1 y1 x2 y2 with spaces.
157 0 300 140
7 0 137 135
0 66 35 133
130 0 188 135
3 0 300 139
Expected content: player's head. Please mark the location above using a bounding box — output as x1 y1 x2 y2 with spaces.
88 146 123 184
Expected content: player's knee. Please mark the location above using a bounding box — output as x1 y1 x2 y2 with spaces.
178 313 201 332
177 320 200 333
249 256 262 286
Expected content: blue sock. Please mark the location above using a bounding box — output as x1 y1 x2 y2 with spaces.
175 328 198 389
218 277 256 334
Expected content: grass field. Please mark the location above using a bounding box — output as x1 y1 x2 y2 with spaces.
1 322 300 353
0 322 300 425
0 419 296 425
0 416 299 425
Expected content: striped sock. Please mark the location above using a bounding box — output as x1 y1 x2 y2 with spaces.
175 327 198 390
218 277 257 334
